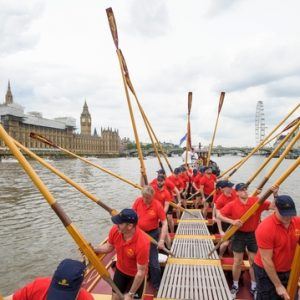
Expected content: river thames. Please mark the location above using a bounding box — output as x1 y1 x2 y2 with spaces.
0 155 299 295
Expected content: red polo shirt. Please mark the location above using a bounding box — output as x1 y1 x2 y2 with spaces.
168 175 184 191
192 174 202 189
200 174 216 195
180 172 189 187
108 225 150 277
132 197 166 232
150 178 176 195
215 192 237 210
254 214 300 272
152 187 172 208
13 277 93 300
213 189 222 204
220 197 271 232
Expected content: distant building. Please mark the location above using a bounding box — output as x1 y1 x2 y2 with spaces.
0 81 120 155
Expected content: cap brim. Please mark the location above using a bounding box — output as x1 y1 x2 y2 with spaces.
47 285 80 300
226 183 234 188
279 209 297 217
111 215 123 224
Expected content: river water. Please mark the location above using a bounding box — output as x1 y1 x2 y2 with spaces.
0 155 299 295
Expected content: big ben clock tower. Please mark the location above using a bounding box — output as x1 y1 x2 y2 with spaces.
80 100 91 136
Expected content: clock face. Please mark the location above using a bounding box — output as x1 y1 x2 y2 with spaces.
88 118 91 124
82 117 85 122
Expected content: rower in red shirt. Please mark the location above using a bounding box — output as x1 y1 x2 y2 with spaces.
132 186 168 291
95 209 150 300
199 166 217 218
254 195 300 300
168 167 185 208
213 180 236 258
151 175 175 237
191 168 203 209
218 183 278 298
4 259 93 300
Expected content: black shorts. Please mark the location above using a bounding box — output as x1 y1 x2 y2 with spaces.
221 221 230 231
167 204 173 214
231 231 257 253
113 267 144 299
253 263 290 300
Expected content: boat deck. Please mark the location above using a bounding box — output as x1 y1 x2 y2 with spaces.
156 210 232 300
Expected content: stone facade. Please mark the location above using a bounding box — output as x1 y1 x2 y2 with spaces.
0 81 120 155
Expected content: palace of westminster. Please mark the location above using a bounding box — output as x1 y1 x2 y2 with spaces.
0 82 120 155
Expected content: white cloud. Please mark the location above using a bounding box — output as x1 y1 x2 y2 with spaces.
0 0 299 147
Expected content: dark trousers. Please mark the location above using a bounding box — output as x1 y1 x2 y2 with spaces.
146 228 161 290
253 263 290 300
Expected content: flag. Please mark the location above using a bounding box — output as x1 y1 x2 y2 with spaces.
179 133 187 146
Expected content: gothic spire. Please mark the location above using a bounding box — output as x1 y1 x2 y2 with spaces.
5 80 13 104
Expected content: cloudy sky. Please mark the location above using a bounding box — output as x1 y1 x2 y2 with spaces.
0 0 299 147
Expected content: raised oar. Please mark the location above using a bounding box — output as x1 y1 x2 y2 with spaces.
250 128 300 196
0 125 124 299
185 92 193 167
207 155 300 257
218 104 300 179
106 7 148 185
14 139 173 257
30 133 141 190
287 241 300 299
207 92 225 166
130 91 173 173
245 120 300 187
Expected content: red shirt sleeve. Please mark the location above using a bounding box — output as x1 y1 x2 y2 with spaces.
108 226 117 245
220 202 233 218
136 239 150 266
165 189 172 202
166 179 175 192
157 203 166 221
13 281 34 300
255 222 275 249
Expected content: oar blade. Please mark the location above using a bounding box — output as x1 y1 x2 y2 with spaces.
30 132 58 148
188 92 193 115
106 7 119 49
218 91 225 114
282 116 300 132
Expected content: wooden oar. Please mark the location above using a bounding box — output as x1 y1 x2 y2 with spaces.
206 92 225 166
185 92 193 167
218 104 300 179
106 7 148 185
207 155 300 257
30 133 197 219
131 92 173 173
250 128 300 196
15 139 174 257
187 119 300 201
0 124 124 299
30 133 141 190
245 120 300 188
287 241 300 299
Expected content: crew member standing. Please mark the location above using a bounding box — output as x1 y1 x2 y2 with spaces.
218 183 278 298
254 195 300 300
95 209 150 300
132 186 168 291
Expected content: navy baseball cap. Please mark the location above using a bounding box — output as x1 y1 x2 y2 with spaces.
193 169 198 174
223 181 234 188
216 180 227 189
47 259 86 300
235 183 247 191
203 166 212 172
275 195 297 217
111 208 138 224
157 175 165 182
174 168 180 175
157 169 166 175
